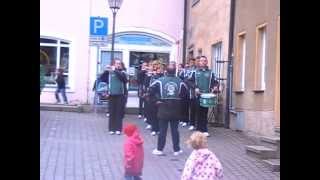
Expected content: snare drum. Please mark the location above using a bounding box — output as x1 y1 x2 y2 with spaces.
199 93 217 108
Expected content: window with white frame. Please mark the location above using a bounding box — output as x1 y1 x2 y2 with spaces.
234 33 246 91
40 37 70 87
241 37 246 90
212 42 222 77
254 24 267 91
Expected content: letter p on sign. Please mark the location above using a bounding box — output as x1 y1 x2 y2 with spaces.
90 17 108 36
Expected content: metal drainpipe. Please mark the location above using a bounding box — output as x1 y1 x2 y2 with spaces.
182 0 188 64
225 0 236 129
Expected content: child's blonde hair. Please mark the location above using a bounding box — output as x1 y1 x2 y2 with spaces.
186 131 208 150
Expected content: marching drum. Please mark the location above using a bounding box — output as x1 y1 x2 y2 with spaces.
199 93 217 108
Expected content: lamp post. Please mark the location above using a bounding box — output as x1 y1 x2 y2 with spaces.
107 0 123 64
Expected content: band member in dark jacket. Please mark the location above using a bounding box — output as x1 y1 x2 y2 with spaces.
188 56 218 137
185 57 199 131
104 59 128 135
150 61 188 156
137 62 148 119
120 62 129 120
142 65 153 129
178 63 190 127
148 67 164 136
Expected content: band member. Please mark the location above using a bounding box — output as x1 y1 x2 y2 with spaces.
150 61 188 156
188 56 218 137
148 63 164 136
143 64 154 130
137 62 148 119
104 59 128 135
177 63 189 127
186 57 199 130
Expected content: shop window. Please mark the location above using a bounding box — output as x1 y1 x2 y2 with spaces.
40 37 70 87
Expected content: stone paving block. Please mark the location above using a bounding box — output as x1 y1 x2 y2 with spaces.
41 111 280 180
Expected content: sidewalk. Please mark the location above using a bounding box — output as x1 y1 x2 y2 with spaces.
40 111 280 180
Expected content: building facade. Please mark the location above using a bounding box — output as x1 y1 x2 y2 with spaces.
40 0 184 105
186 0 231 124
230 0 280 136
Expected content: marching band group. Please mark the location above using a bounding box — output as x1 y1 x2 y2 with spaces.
96 55 219 155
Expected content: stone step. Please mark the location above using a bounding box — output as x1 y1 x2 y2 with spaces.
41 103 139 114
246 145 277 159
260 136 280 147
260 136 280 158
262 159 280 172
40 103 82 112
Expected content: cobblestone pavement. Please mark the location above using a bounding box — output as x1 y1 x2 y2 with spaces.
40 111 280 180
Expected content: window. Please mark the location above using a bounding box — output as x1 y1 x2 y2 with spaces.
234 32 246 92
254 24 267 91
212 42 222 76
40 37 71 87
99 51 123 74
192 0 200 7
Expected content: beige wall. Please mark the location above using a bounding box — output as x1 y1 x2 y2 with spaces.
186 0 231 123
187 0 230 71
232 0 280 136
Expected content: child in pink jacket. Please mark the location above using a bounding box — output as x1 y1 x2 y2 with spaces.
123 123 144 180
181 131 223 180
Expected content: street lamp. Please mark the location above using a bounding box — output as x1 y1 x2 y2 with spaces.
107 0 123 64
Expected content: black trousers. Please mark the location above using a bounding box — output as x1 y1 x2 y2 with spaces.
157 119 180 152
120 95 127 119
138 97 144 116
189 98 197 126
144 98 152 125
195 98 208 132
150 103 159 132
181 99 189 123
109 95 124 132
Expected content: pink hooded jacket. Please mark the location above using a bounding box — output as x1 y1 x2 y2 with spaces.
181 148 223 180
124 131 144 176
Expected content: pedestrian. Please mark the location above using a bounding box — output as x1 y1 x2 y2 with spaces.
123 123 144 180
40 64 46 95
188 56 218 137
105 59 128 135
150 61 188 156
181 131 223 180
55 68 68 104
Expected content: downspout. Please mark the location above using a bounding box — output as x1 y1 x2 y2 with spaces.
182 0 187 64
224 0 236 128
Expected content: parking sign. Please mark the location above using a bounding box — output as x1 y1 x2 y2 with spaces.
90 17 108 36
